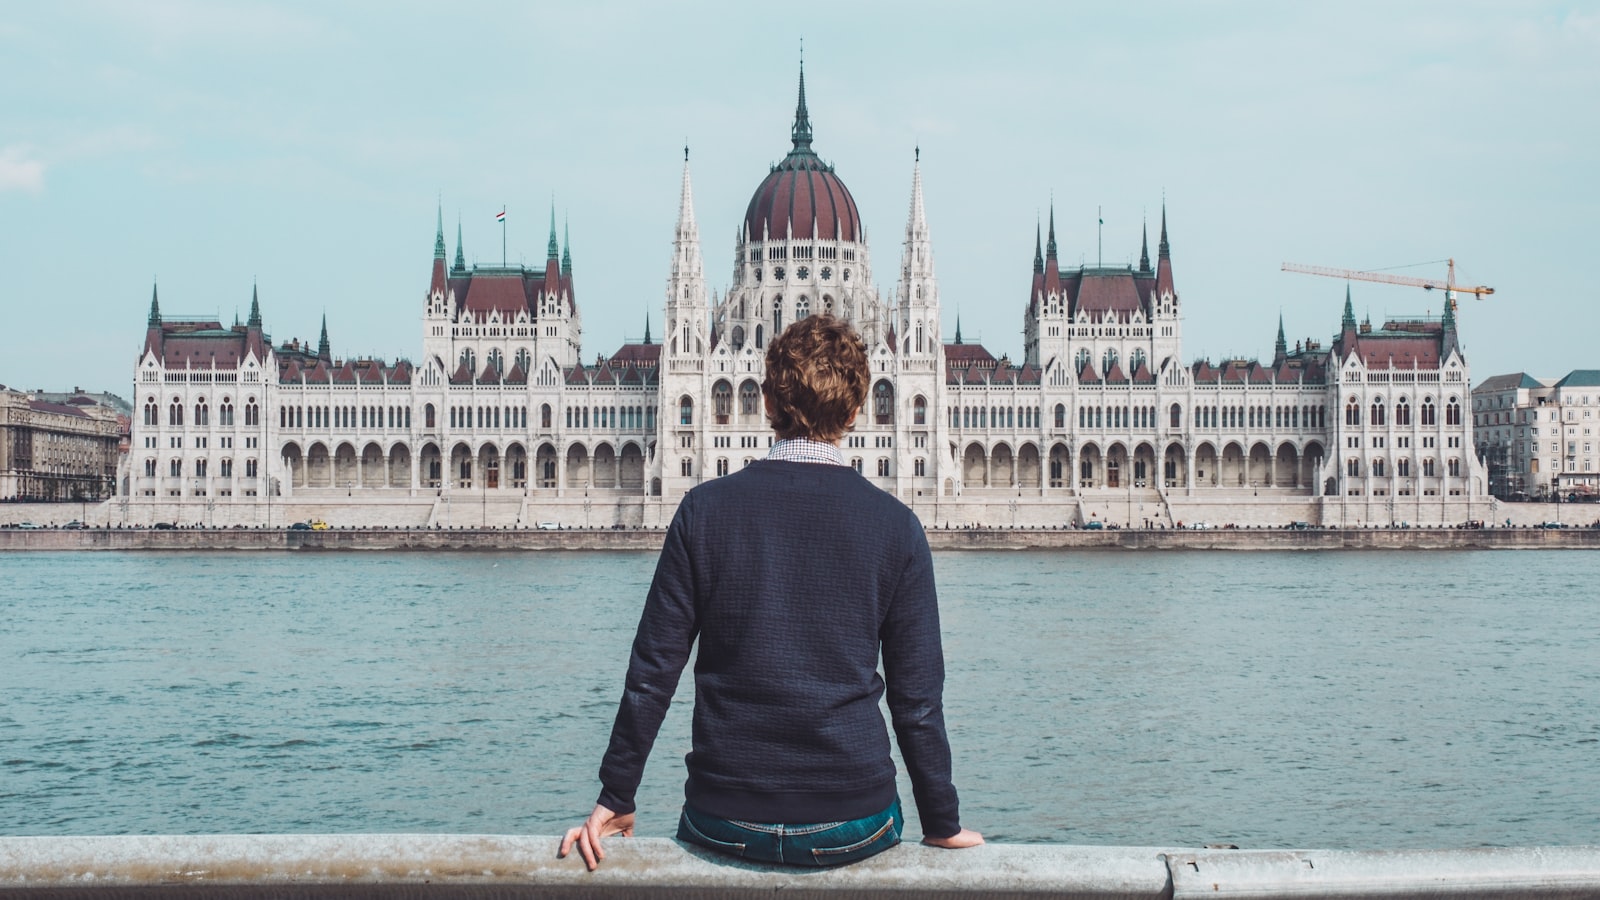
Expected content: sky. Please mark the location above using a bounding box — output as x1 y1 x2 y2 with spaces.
3 1 1597 397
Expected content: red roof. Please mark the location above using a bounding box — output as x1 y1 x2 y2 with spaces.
744 158 861 243
608 342 662 368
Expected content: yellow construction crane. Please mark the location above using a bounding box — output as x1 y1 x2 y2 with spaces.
1281 259 1494 311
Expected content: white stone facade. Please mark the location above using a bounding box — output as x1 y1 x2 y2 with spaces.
121 74 1489 528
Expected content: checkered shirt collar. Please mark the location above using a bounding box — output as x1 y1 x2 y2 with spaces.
766 437 847 466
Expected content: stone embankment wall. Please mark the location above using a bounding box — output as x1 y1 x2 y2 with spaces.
3 524 1597 552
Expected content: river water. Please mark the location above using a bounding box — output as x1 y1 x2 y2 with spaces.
2 550 1596 849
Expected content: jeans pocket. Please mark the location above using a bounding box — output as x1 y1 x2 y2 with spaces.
678 808 747 858
809 815 900 865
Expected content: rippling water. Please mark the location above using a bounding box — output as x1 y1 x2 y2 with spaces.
2 550 1596 848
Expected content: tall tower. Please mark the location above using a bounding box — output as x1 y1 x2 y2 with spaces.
658 149 710 496
894 148 951 498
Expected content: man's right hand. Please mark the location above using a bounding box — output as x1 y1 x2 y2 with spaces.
558 804 636 871
922 827 984 849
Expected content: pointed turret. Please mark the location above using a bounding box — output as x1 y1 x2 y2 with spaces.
954 315 963 345
1046 205 1058 260
453 218 465 273
434 202 446 260
1154 203 1176 299
318 314 331 362
1342 284 1357 332
142 281 164 359
147 283 161 326
1033 220 1044 275
664 148 707 359
791 58 814 155
561 217 572 276
1139 218 1151 272
643 313 653 346
898 146 939 355
547 205 560 261
248 284 261 328
428 208 448 296
1273 313 1288 365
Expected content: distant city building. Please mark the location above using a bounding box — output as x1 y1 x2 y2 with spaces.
123 68 1484 526
0 385 125 502
1474 370 1600 500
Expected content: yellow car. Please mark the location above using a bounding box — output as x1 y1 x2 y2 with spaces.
308 519 331 531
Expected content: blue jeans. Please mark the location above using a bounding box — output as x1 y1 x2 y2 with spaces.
677 797 902 867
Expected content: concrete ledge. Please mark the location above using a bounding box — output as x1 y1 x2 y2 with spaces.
2 836 1599 899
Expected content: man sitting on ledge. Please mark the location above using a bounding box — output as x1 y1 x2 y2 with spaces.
561 315 981 868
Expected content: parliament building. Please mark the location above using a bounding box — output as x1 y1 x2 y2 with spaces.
124 70 1487 528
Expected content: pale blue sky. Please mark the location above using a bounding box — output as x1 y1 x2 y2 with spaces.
3 1 1596 396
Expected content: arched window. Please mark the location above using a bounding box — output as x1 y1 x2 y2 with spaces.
1345 397 1360 426
515 348 532 373
1102 348 1119 376
169 399 183 427
874 381 894 425
1448 457 1461 477
713 380 733 423
143 399 157 426
1372 458 1386 477
194 399 208 427
1170 403 1182 428
1397 457 1410 477
740 381 760 417
731 325 745 350
1347 457 1361 477
1130 348 1147 374
679 395 694 426
1075 348 1091 372
245 399 259 426
1421 397 1437 425
913 396 927 426
796 295 810 319
773 296 783 333
1370 398 1386 426
1423 457 1436 477
1446 397 1461 426
425 403 436 429
1395 397 1411 426
540 404 552 429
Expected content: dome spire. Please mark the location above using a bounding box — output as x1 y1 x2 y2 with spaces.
791 52 814 155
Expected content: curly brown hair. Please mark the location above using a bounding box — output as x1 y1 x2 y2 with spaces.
761 315 870 443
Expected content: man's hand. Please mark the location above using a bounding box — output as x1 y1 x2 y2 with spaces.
558 804 636 871
922 827 984 849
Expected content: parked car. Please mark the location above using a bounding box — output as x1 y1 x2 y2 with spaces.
1189 521 1215 530
289 521 312 531
63 520 87 530
1081 520 1105 530
307 519 331 531
1288 521 1312 530
153 522 176 530
1537 521 1567 529
16 521 40 529
536 521 562 530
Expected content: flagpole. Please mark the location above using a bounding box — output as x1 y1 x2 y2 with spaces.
501 206 507 267
1097 205 1102 268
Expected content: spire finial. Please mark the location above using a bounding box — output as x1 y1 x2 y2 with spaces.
1046 202 1058 260
561 215 572 275
547 202 559 260
643 311 653 346
434 198 446 259
1033 218 1044 274
454 216 465 272
318 313 331 362
248 282 261 328
1139 215 1151 272
791 52 814 154
148 281 161 326
1274 312 1288 360
954 314 963 345
1342 284 1357 331
1158 202 1170 259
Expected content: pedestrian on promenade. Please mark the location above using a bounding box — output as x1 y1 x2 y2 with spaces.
560 314 981 869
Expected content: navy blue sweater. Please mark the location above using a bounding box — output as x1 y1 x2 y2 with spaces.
596 459 962 838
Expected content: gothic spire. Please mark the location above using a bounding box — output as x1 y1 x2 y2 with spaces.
1046 204 1058 260
643 312 653 346
1342 284 1357 331
1442 293 1456 332
670 149 704 284
954 315 963 345
547 204 560 260
905 146 928 241
147 282 161 326
317 314 331 362
1158 203 1170 259
561 217 572 275
1274 312 1288 362
434 200 446 260
1033 219 1044 274
453 218 465 272
248 283 261 329
1139 217 1151 272
790 57 814 155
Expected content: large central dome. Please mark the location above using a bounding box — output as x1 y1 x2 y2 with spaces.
743 67 862 243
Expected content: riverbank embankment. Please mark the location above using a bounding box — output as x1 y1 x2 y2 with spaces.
2 524 1597 551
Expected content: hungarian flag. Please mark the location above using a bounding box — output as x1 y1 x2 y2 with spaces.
496 209 506 223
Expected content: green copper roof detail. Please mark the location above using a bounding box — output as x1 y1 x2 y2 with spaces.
1046 205 1057 259
547 205 559 259
1442 293 1456 332
248 284 261 328
1139 218 1151 272
954 315 963 345
561 217 572 275
1033 220 1044 274
791 58 814 155
453 218 465 272
1342 284 1357 330
147 282 161 326
318 314 330 361
1274 313 1287 358
434 202 446 260
1158 204 1170 259
643 312 653 346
